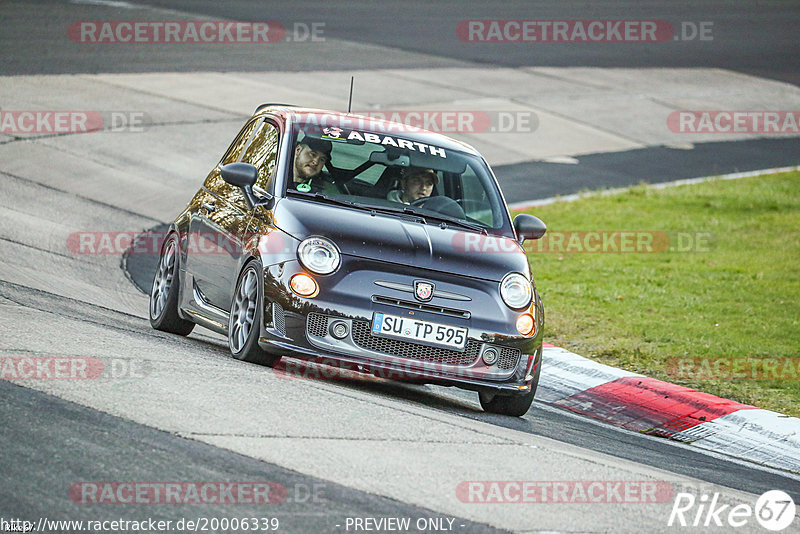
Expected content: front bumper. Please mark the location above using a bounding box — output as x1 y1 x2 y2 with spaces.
257 259 543 394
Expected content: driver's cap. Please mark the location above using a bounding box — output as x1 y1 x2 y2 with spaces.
403 167 439 185
300 136 332 159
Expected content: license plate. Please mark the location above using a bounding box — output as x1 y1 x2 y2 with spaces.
371 312 468 351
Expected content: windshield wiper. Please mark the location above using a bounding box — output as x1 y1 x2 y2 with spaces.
287 190 488 233
288 192 426 223
288 190 425 221
287 189 360 208
352 202 488 234
408 210 489 234
356 204 428 224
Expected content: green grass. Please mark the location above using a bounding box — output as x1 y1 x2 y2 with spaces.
519 171 800 417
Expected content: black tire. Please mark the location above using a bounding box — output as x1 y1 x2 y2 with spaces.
479 389 535 417
149 233 195 336
479 359 541 416
228 261 281 367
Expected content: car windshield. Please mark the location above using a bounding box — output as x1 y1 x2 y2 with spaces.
285 118 512 234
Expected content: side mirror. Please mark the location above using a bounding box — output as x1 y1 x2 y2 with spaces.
220 163 273 209
221 162 258 188
513 214 546 243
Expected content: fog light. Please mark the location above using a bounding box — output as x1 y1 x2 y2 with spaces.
290 273 318 298
482 346 499 366
516 313 535 337
330 320 349 339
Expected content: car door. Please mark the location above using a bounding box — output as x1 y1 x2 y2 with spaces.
188 117 281 310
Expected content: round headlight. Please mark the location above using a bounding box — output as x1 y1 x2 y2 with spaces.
516 314 535 337
298 237 340 275
290 273 318 298
500 272 532 309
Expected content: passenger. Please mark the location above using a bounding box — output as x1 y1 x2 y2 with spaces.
291 137 335 193
387 168 438 204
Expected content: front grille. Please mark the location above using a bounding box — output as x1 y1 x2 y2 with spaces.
352 320 479 366
496 346 521 370
306 313 521 370
307 313 328 337
272 302 286 335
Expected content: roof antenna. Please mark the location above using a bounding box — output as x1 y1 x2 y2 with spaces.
347 76 354 114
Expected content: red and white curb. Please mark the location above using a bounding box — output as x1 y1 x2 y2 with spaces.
538 343 800 474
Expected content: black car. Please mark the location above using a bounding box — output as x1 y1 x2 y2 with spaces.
150 105 546 416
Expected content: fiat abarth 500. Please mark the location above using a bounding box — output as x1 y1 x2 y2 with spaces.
149 104 547 416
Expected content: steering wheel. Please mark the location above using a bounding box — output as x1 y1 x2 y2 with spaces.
324 164 354 194
316 171 349 194
409 196 466 218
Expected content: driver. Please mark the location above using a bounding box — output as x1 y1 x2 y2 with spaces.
387 167 438 204
291 137 336 193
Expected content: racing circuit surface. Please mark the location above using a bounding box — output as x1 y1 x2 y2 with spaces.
1 1 799 533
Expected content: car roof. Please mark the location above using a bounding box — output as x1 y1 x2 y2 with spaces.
253 104 482 156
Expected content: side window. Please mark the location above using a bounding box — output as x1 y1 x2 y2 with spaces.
205 118 279 209
221 118 261 165
458 164 494 227
241 121 280 190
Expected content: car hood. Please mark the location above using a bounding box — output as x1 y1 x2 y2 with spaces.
273 198 530 281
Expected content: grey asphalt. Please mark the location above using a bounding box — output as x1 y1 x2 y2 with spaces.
0 378 506 534
137 0 800 85
3 0 797 194
5 1 799 86
496 137 800 202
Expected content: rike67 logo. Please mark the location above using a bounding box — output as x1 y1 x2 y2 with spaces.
669 490 796 531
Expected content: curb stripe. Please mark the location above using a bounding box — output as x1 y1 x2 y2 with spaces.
553 376 756 435
536 346 638 403
674 409 800 472
538 344 800 473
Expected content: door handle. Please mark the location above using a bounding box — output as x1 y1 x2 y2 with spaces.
202 202 216 213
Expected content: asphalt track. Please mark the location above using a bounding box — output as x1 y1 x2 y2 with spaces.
0 379 504 533
2 0 797 194
7 1 799 85
1 1 799 533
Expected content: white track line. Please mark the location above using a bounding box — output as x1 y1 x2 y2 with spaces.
509 165 800 211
